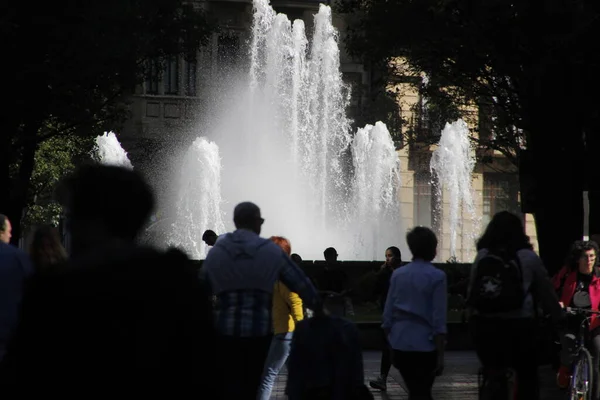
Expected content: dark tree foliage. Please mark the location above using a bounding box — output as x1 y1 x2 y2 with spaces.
0 0 215 242
339 0 600 273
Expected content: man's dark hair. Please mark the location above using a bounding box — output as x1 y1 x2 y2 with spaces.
406 226 438 262
291 253 302 264
56 164 154 240
323 247 338 258
233 202 261 229
202 230 217 241
386 246 402 261
0 214 7 232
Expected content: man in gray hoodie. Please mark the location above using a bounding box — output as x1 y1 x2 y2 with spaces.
202 202 322 399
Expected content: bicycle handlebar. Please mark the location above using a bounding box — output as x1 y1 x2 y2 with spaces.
565 307 600 315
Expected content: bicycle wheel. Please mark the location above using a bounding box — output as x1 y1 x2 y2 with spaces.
571 347 593 400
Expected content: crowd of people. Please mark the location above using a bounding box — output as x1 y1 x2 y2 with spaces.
0 164 598 400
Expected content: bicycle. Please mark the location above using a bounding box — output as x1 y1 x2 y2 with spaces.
562 307 600 400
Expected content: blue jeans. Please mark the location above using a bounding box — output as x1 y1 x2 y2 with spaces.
256 332 293 400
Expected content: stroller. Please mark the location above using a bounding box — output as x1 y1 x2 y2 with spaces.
286 315 373 400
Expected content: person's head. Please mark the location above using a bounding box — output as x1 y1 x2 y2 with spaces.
29 225 68 270
385 246 402 267
0 214 11 244
233 202 263 235
476 211 532 253
55 164 155 255
291 253 302 265
567 240 599 274
324 247 338 263
202 229 218 246
270 236 291 256
406 226 437 262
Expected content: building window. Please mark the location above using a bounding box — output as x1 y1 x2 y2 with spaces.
482 173 520 226
164 57 179 95
145 60 160 95
414 172 437 229
185 59 197 97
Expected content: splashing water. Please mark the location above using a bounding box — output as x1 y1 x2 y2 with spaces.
94 132 133 169
169 0 404 260
430 119 478 259
350 122 402 260
170 138 226 259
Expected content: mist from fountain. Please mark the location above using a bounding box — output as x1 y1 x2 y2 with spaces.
430 119 478 259
170 0 404 260
93 131 133 169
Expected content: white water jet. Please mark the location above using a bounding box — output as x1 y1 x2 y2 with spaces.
94 131 133 169
170 137 226 259
171 0 404 260
430 119 478 259
350 122 402 260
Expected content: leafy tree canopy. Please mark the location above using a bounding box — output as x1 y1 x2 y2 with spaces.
1 0 215 239
338 0 600 162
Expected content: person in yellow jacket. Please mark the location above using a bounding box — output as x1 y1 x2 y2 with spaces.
256 236 304 400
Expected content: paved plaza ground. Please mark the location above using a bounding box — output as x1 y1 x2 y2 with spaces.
269 351 565 399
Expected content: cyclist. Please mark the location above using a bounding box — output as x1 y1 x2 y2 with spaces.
553 240 600 399
467 211 564 399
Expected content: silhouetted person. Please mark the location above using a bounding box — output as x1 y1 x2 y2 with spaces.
28 225 68 273
467 211 563 400
291 253 303 265
0 214 32 362
257 236 304 400
0 165 217 395
202 201 322 399
370 246 402 391
202 229 218 247
319 247 351 316
320 247 346 294
384 227 445 400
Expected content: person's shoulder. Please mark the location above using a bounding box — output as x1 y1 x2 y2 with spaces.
515 248 541 265
0 242 26 256
426 262 447 279
257 239 288 260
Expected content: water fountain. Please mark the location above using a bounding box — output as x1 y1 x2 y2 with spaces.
430 119 478 259
170 138 226 259
93 131 133 169
350 122 401 260
168 0 404 260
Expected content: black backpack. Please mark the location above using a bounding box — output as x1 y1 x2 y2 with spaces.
467 249 526 313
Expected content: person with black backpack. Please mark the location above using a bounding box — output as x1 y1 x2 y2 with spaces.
466 211 564 400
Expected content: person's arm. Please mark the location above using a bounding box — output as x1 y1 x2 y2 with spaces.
551 266 568 292
525 251 565 324
282 284 304 322
466 250 486 300
432 272 448 375
382 272 397 335
278 254 323 314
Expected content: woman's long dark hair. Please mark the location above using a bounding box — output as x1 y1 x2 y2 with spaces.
476 211 533 254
